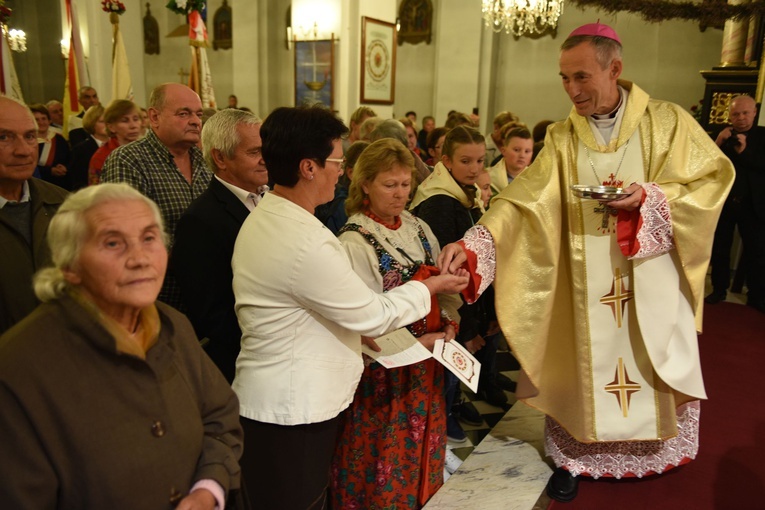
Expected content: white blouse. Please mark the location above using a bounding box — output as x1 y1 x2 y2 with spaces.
232 193 432 426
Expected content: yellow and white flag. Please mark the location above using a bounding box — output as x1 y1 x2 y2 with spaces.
62 0 88 138
0 27 24 102
110 14 133 101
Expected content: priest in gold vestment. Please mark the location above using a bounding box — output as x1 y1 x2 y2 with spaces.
438 23 734 502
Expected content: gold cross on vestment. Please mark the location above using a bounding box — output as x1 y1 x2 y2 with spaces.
605 357 641 417
599 268 633 328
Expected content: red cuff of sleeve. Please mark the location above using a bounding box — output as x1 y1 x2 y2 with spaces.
616 192 648 257
458 240 481 304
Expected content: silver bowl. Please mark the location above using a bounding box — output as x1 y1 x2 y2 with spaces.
570 185 629 201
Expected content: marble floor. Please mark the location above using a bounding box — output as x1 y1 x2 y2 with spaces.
425 274 751 510
426 397 553 510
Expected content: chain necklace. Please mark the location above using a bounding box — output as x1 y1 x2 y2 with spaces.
582 139 631 230
583 138 630 185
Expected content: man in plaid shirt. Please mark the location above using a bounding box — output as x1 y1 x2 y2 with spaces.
102 83 212 310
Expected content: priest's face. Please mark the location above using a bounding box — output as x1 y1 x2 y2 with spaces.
559 41 622 117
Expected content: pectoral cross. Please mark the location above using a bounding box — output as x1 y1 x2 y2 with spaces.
594 203 616 230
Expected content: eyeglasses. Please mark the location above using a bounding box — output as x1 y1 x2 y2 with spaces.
324 158 344 165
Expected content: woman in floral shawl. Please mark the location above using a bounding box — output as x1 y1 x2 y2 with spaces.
331 139 461 509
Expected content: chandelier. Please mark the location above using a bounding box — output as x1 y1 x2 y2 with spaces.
7 28 26 52
2 25 26 52
482 0 564 37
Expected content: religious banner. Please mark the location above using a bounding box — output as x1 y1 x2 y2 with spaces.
167 0 216 108
360 17 396 105
102 1 133 101
62 0 89 138
0 2 24 102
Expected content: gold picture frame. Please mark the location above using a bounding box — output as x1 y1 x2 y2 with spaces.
360 17 397 105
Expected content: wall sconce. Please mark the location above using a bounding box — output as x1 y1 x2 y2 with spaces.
6 27 26 52
291 0 340 42
60 38 70 59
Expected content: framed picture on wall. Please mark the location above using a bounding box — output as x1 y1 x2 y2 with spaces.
294 38 335 110
360 17 397 104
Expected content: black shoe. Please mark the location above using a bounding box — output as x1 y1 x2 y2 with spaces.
495 374 517 392
452 402 483 426
446 415 467 443
546 467 579 503
478 385 509 408
704 291 727 304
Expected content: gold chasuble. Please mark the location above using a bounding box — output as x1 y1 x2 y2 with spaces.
480 82 733 450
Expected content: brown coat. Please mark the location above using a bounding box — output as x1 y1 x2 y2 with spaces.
0 295 242 509
0 178 68 334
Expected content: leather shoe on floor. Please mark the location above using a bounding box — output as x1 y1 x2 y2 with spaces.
546 467 579 503
704 291 727 305
495 374 517 392
478 386 510 409
453 402 483 426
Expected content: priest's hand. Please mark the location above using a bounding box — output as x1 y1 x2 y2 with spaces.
606 182 643 212
438 242 467 275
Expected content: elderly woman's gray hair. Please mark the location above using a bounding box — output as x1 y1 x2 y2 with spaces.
33 183 166 302
358 116 383 141
368 119 408 147
201 108 262 173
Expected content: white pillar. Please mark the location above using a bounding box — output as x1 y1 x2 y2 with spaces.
432 0 483 125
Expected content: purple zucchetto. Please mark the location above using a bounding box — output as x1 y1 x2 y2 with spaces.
567 22 622 45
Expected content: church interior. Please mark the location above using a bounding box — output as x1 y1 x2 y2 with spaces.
2 0 764 508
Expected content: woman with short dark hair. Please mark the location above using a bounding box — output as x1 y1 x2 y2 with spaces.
231 106 469 509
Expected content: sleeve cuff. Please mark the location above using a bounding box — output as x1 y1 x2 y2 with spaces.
191 479 226 510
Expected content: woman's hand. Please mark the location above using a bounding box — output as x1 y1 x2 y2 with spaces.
464 334 486 355
442 323 457 342
176 489 216 510
605 182 643 212
361 336 381 366
362 336 381 352
422 269 469 296
437 242 467 275
486 320 501 337
418 332 446 352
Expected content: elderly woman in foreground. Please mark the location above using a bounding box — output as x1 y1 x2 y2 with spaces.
0 183 243 510
231 106 468 510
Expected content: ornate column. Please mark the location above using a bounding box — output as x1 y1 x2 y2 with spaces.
699 0 760 135
720 0 750 66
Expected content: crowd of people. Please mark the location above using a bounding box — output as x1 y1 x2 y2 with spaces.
0 21 747 510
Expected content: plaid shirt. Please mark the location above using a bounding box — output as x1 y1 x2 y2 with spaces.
101 130 212 309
